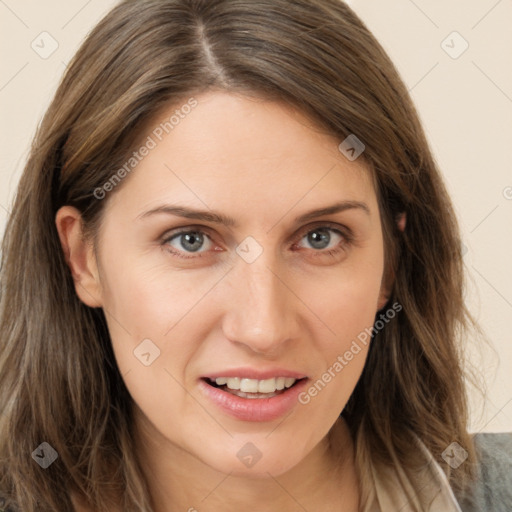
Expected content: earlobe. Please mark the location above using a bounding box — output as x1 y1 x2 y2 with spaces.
55 206 103 308
396 212 406 232
377 286 391 311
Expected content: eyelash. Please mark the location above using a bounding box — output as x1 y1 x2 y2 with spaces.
161 223 354 261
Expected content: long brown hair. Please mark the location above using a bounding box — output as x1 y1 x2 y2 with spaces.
0 0 485 510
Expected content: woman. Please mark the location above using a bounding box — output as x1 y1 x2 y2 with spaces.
0 0 510 510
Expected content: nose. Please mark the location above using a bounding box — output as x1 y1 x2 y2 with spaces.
221 252 300 355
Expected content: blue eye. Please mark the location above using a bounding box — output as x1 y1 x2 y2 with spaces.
165 230 213 254
298 227 343 251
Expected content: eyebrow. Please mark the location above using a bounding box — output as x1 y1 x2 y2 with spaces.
137 200 370 227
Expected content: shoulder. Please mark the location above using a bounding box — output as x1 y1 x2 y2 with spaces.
455 432 512 512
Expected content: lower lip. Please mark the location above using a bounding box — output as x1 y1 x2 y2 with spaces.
198 378 309 422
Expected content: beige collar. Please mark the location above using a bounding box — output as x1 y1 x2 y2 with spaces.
363 437 463 512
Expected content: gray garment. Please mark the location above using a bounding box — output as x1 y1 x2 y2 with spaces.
455 432 512 512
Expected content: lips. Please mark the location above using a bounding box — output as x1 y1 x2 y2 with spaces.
198 371 309 422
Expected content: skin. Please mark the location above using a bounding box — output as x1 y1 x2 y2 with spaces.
57 91 395 512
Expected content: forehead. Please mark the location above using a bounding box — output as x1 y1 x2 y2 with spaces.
103 91 377 224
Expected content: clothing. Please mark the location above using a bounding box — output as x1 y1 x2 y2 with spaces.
365 432 512 512
456 432 512 512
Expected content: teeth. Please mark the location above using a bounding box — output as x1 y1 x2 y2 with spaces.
225 377 240 390
214 376 298 393
284 377 296 388
258 378 277 393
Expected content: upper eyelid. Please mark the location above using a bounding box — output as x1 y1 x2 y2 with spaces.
295 222 348 236
162 226 215 243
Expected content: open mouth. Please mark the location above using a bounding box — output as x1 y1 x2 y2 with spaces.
202 377 306 399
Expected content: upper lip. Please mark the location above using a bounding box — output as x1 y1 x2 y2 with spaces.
202 367 308 381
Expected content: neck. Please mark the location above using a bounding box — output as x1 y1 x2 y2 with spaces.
135 412 360 512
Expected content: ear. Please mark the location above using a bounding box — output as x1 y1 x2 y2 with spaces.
376 211 406 310
55 206 103 308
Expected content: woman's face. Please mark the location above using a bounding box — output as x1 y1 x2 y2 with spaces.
75 91 388 477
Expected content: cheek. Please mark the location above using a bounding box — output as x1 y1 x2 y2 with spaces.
96 253 175 368
299 250 383 403
99 262 206 431
97 251 227 391
309 250 384 340
99 246 211 338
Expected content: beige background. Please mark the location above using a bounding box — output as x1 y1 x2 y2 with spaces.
1 0 511 432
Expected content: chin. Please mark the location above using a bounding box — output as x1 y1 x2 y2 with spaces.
198 439 304 479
